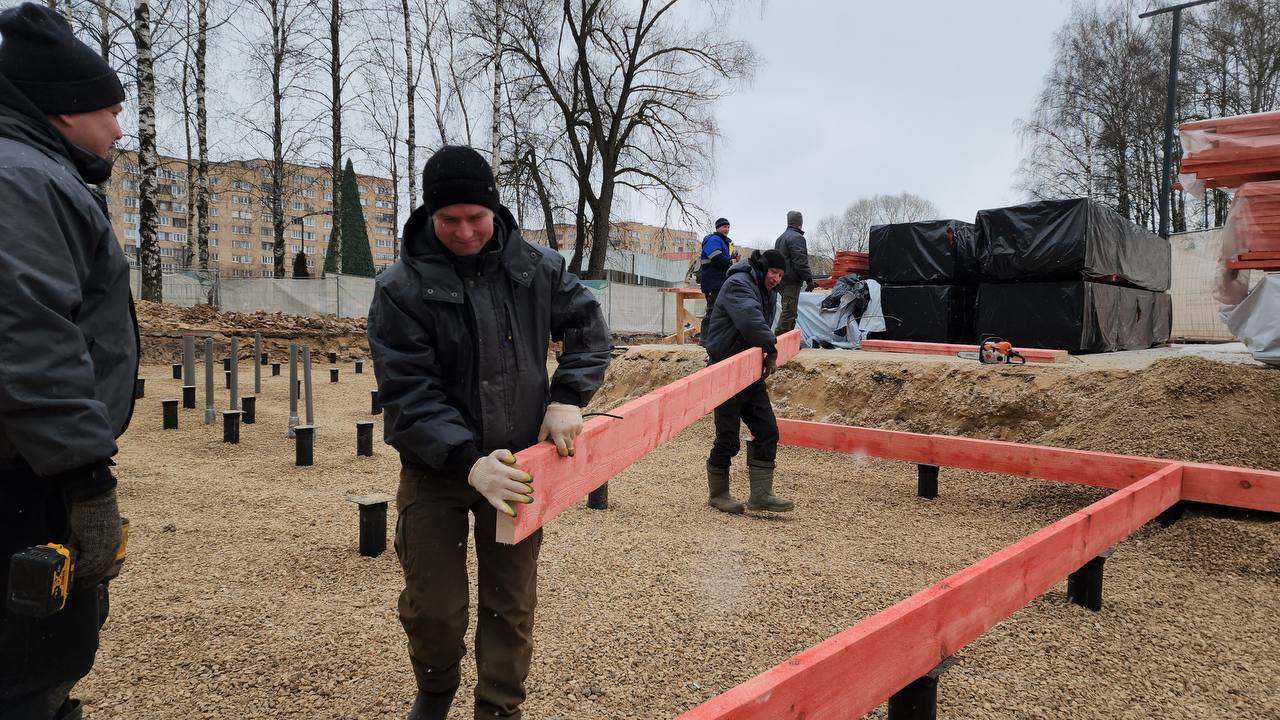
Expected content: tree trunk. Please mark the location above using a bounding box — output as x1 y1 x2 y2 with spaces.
195 0 210 273
181 13 195 270
328 0 343 275
272 12 287 279
489 0 503 171
400 0 416 208
527 149 557 250
585 178 613 280
134 0 162 302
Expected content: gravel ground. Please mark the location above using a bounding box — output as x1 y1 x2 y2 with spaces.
77 355 1280 719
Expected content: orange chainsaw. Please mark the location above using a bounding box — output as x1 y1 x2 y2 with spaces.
958 338 1026 365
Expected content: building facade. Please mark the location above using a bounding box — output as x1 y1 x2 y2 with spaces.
102 151 401 277
522 221 699 260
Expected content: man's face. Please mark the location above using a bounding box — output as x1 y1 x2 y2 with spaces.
433 204 495 256
765 268 784 290
48 103 123 160
717 224 730 235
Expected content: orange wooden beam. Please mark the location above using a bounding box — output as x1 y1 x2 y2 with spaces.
776 420 1165 489
858 339 1070 364
495 330 803 544
677 464 1182 720
1181 461 1280 513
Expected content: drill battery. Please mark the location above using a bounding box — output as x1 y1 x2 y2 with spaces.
7 543 74 618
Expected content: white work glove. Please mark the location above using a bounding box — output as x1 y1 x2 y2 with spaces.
538 402 583 457
468 449 533 517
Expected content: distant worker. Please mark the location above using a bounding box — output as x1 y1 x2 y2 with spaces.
0 4 136 719
368 145 612 720
698 217 736 340
701 249 795 515
773 210 816 334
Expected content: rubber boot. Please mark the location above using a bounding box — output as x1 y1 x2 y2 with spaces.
707 462 745 514
54 699 83 720
407 687 457 720
746 458 794 512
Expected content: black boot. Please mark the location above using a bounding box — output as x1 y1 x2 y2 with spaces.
407 687 457 720
707 462 745 514
746 458 794 513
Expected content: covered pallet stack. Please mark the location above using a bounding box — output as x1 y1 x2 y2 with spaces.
868 220 979 343
816 251 870 289
1179 111 1280 272
973 198 1172 353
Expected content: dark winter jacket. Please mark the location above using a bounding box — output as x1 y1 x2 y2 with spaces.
703 255 778 364
698 231 734 293
0 73 138 499
368 204 612 479
773 225 813 284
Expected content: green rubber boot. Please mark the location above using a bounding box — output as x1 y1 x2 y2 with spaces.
746 458 794 512
707 462 745 514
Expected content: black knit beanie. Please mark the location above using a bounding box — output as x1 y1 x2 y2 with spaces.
421 145 500 215
0 3 125 114
714 217 730 229
762 249 787 270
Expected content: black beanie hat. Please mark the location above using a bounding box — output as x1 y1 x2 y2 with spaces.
714 217 730 229
421 145 500 215
762 249 787 270
0 3 125 114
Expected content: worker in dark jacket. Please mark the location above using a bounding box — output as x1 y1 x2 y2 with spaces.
701 249 795 515
698 217 735 340
368 146 612 720
773 210 816 334
0 5 137 719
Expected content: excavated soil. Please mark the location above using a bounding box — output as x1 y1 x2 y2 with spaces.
77 346 1279 719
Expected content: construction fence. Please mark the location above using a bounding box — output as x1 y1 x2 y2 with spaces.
130 269 688 336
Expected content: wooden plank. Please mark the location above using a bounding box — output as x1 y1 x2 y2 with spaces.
1226 258 1280 270
775 420 1167 489
495 330 802 544
858 339 1070 364
1181 461 1280 513
678 464 1182 720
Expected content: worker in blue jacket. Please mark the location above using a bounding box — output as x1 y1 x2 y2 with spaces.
698 217 736 340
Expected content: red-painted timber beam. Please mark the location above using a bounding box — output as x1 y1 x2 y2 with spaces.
775 420 1280 512
676 464 1183 720
858 339 1070 364
495 330 803 544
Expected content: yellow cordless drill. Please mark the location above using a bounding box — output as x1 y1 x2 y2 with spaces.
6 517 129 619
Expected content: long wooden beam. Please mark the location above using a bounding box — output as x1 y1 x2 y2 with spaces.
776 420 1280 512
676 464 1183 720
495 330 803 544
776 420 1167 490
858 339 1070 364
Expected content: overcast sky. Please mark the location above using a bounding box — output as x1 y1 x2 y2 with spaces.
636 0 1075 248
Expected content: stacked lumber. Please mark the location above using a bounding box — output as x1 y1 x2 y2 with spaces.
816 250 869 289
1225 180 1280 271
1179 110 1280 191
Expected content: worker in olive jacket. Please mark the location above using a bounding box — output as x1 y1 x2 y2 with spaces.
368 146 611 720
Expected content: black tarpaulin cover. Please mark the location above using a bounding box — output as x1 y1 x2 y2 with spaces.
869 220 980 284
878 284 976 344
975 198 1171 292
976 281 1172 353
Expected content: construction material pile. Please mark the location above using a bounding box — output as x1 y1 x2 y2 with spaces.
136 300 368 337
815 250 869 290
868 220 978 343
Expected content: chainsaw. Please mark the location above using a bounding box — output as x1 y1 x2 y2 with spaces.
958 338 1026 365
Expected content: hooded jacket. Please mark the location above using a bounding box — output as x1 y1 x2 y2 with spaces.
368 204 612 478
0 72 138 497
698 231 733 293
773 225 813 284
702 254 778 364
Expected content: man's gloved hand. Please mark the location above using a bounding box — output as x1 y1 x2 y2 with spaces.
468 449 534 517
762 352 778 379
805 278 817 292
538 402 583 457
70 486 123 587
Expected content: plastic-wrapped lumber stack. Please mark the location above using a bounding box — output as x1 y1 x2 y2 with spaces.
868 220 979 343
816 251 870 290
1178 111 1280 272
973 198 1172 353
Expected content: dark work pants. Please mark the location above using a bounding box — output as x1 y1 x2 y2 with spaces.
395 466 543 720
0 460 100 720
699 289 719 342
708 380 779 468
777 282 801 334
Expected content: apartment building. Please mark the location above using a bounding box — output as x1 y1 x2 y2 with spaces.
522 220 699 259
102 151 402 277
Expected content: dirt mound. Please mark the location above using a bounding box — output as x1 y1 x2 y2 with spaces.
594 348 1280 470
135 300 369 364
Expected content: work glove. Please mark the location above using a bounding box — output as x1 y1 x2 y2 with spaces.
762 352 778 379
468 449 534 518
70 486 123 587
538 402 583 457
805 278 817 292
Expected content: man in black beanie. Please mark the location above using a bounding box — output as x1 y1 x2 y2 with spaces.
700 248 794 515
0 4 137 719
368 145 612 720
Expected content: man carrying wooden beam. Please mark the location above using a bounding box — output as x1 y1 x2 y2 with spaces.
368 146 612 720
702 249 795 514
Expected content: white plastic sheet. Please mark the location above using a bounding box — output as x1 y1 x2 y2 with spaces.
1220 273 1280 366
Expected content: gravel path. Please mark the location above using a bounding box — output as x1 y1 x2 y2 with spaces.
77 357 1280 719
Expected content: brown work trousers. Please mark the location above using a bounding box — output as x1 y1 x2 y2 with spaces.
395 466 543 719
776 282 802 334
